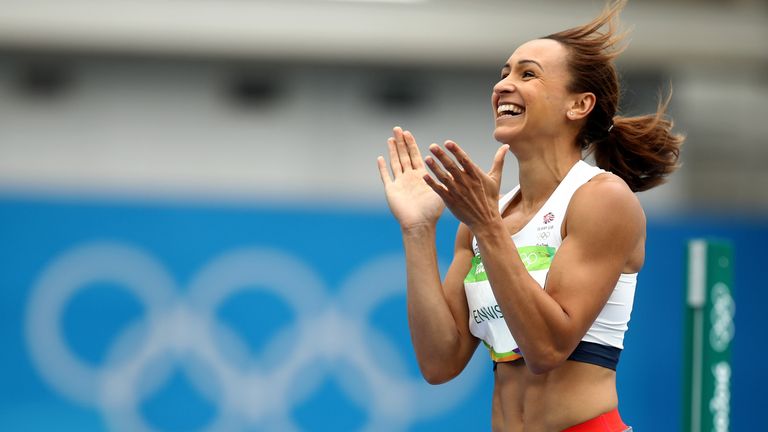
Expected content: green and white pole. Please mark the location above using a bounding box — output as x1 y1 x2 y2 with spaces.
683 240 735 432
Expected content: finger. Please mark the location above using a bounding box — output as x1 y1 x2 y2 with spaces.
423 173 451 202
444 140 480 177
425 153 456 187
377 156 393 186
429 143 465 182
387 137 402 176
489 144 510 181
393 126 413 170
403 130 424 169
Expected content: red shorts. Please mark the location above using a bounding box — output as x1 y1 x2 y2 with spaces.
561 408 630 432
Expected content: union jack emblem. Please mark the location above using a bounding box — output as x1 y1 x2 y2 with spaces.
543 212 555 224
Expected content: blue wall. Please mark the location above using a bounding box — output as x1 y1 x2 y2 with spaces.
1 196 764 431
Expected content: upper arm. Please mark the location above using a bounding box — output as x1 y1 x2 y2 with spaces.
440 223 480 367
543 175 645 350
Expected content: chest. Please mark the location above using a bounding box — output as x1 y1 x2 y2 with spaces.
502 205 537 236
500 201 566 246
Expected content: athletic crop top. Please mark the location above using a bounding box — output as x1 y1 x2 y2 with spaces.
463 160 637 370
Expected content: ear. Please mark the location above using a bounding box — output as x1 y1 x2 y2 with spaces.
566 92 596 120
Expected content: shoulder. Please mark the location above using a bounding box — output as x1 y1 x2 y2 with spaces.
565 172 645 238
574 172 642 214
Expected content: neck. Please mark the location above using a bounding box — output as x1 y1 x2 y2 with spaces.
514 145 582 212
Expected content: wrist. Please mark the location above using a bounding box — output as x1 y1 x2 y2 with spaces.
469 216 506 243
401 222 438 237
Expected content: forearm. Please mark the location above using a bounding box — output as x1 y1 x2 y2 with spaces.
473 220 573 372
401 225 466 379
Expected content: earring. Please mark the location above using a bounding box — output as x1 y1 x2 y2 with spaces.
568 111 574 118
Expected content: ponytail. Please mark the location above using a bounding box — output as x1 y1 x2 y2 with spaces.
590 95 683 192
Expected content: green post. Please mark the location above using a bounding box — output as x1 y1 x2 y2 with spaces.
683 240 734 432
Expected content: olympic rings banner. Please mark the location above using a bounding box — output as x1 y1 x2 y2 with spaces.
1 197 766 432
0 197 491 432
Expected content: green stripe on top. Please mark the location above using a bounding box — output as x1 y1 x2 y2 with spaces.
517 245 556 271
465 245 556 283
465 255 487 283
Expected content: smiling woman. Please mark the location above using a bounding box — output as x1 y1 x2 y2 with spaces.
376 0 683 431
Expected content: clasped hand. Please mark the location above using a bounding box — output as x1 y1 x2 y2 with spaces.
378 126 509 231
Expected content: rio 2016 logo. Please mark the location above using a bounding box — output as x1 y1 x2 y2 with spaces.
24 242 485 432
709 283 734 353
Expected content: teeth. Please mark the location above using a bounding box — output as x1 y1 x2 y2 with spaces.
497 104 524 115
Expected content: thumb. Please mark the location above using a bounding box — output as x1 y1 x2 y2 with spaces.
488 144 509 182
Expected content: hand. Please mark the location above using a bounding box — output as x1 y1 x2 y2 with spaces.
423 141 509 230
377 127 446 230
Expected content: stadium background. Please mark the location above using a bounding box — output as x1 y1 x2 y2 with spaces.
1 1 766 431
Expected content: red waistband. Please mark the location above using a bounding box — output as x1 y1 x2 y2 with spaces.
561 408 628 432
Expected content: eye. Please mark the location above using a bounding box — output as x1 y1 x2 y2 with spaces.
522 70 535 79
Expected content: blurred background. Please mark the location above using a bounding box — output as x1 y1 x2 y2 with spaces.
0 0 766 431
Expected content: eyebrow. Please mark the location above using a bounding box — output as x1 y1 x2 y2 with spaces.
502 59 544 71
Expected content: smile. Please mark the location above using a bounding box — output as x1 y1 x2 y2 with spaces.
496 103 525 119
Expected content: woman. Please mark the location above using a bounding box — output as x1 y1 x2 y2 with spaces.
376 1 682 431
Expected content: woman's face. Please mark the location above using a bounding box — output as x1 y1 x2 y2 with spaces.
492 38 574 145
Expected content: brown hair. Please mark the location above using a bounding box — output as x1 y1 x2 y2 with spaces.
543 0 683 192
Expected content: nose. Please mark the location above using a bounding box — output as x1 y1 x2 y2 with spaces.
492 77 515 105
493 76 516 97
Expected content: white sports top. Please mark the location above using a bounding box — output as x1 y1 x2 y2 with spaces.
464 160 637 363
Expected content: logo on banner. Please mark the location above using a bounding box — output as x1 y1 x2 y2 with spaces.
25 243 485 432
709 362 731 432
709 282 735 353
